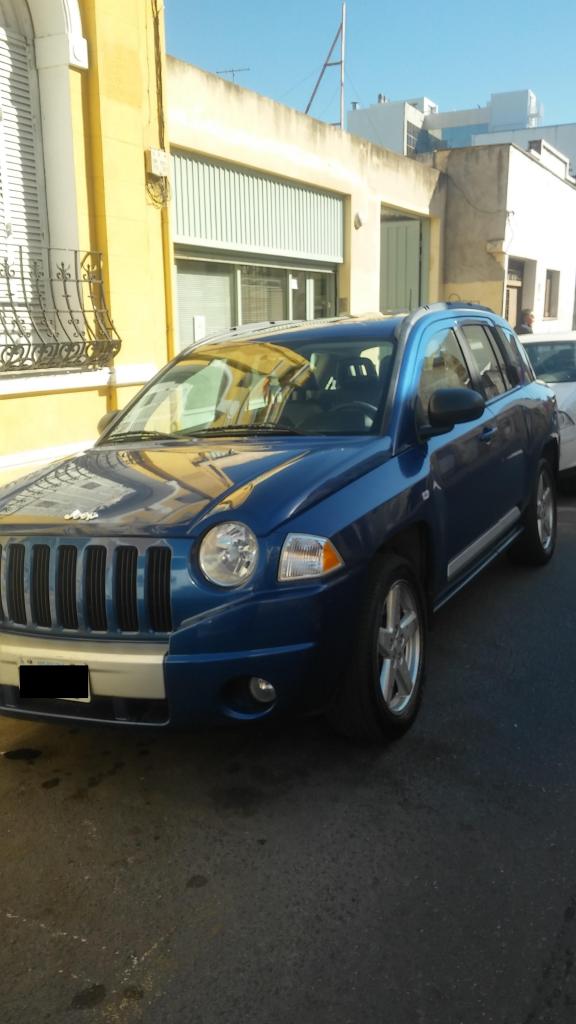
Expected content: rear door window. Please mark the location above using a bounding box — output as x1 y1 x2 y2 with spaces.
493 326 533 386
460 324 507 399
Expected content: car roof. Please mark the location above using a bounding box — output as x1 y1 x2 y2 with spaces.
523 331 576 343
178 303 503 359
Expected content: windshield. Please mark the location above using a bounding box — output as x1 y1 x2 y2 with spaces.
102 335 397 440
524 342 576 383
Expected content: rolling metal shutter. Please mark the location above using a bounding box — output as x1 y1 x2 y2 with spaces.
172 151 344 264
176 260 235 347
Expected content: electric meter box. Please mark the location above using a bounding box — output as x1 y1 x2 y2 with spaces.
145 148 170 178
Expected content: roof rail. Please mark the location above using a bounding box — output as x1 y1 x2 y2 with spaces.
394 301 495 345
179 314 357 353
192 320 304 346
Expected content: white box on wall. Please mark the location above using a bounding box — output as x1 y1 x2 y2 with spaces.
145 148 170 178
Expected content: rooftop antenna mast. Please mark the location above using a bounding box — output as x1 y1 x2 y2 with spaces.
305 1 346 128
216 67 250 83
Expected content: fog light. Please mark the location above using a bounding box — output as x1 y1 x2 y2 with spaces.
249 678 277 704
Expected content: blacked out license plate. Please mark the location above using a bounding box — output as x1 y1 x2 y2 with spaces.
19 664 90 702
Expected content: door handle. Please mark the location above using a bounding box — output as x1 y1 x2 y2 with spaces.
479 426 498 443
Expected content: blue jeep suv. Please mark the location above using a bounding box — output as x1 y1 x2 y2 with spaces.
0 303 558 741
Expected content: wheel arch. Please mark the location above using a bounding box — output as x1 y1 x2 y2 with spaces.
378 521 434 619
542 438 559 478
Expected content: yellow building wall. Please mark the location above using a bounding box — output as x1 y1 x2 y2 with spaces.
0 0 171 488
0 390 106 487
78 0 171 376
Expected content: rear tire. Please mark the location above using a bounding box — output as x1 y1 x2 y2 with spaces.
326 554 426 743
510 459 557 566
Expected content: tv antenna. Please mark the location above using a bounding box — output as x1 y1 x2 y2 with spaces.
305 1 346 128
216 67 250 84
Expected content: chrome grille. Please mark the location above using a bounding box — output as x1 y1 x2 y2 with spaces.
0 540 173 636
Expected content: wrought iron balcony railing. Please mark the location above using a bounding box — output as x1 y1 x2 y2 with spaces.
0 247 122 373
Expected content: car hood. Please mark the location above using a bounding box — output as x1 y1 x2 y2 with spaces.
0 438 392 538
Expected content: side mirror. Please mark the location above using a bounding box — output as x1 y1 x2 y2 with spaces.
97 410 122 434
420 387 485 439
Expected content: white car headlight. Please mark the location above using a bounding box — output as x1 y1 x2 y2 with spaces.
278 534 344 581
199 522 259 587
558 410 575 428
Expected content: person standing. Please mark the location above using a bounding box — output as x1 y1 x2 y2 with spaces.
516 309 535 335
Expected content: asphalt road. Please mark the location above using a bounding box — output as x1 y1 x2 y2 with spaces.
2 500 576 1024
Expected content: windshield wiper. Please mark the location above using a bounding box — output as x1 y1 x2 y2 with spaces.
189 424 303 436
102 430 184 444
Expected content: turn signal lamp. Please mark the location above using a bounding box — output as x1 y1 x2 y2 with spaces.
278 534 344 581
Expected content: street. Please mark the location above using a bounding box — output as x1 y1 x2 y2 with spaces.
1 498 576 1024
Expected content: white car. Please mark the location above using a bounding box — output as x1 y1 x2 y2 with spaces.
522 331 576 480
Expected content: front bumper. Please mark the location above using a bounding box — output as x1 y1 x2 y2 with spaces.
0 635 169 726
0 570 362 728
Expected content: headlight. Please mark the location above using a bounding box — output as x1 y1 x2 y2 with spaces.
199 522 259 587
558 410 575 428
278 534 344 581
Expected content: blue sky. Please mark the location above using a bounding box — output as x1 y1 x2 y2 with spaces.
165 0 576 127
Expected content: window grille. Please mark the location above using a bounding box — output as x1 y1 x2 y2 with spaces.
0 247 122 372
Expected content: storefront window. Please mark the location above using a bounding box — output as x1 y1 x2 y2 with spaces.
290 271 307 320
241 266 287 323
312 273 336 318
176 257 337 351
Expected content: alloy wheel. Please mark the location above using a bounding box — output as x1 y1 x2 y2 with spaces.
536 470 554 551
377 580 423 715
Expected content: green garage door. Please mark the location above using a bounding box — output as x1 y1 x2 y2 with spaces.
380 217 424 313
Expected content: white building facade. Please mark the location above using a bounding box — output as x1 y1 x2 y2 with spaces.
347 90 543 157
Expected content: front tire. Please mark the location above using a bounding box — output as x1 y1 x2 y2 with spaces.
510 458 557 565
326 554 426 742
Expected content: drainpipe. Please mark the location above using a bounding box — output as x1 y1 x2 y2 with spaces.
152 0 175 363
160 186 175 363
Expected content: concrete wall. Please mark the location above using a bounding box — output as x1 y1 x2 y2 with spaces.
431 146 509 313
426 106 489 131
167 59 445 317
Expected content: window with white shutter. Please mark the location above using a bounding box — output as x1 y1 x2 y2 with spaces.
0 2 121 373
0 27 45 262
0 14 49 355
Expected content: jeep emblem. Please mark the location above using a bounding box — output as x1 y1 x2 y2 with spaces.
64 510 99 521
